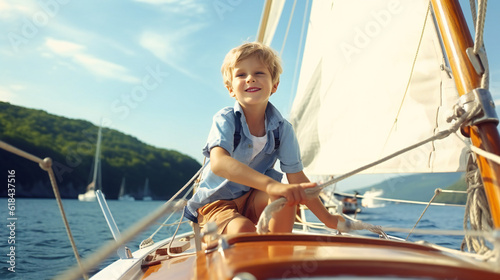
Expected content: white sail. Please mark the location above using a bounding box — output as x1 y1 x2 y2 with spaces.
78 125 103 201
118 177 135 201
143 178 152 201
289 0 468 175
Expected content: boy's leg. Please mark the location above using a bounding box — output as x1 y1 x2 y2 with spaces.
250 190 296 233
224 216 256 234
269 203 296 232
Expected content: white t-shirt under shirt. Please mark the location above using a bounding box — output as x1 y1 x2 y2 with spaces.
250 133 267 161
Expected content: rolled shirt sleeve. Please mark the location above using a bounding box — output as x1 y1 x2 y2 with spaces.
277 120 304 174
202 107 236 158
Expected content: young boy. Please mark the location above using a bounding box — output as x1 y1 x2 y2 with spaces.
186 42 344 235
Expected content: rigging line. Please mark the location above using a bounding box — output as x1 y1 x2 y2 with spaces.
472 0 488 53
470 145 500 165
279 0 297 57
469 0 490 89
334 191 466 207
406 188 442 241
469 0 477 29
453 132 500 165
258 103 477 233
0 140 88 280
287 0 309 115
381 2 432 155
139 161 208 249
296 218 493 239
166 207 196 258
0 140 43 164
154 220 190 227
56 200 187 280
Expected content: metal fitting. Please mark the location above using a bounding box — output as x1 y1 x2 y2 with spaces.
459 88 498 126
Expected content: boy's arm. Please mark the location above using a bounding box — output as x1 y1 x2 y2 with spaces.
210 146 314 205
286 171 345 229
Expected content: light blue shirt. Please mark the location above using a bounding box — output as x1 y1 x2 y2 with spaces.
186 101 303 217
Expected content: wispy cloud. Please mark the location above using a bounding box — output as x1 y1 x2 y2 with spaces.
0 86 14 102
49 22 136 56
43 38 139 83
0 0 37 20
0 84 25 103
139 29 201 79
133 0 208 15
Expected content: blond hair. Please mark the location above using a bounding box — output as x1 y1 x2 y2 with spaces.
221 42 282 89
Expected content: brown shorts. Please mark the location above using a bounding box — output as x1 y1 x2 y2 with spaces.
197 189 260 235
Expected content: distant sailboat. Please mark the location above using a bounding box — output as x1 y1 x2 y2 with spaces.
362 189 386 208
78 126 103 202
118 177 135 201
143 178 152 201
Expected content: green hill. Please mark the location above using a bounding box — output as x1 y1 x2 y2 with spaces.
356 172 467 204
0 101 201 200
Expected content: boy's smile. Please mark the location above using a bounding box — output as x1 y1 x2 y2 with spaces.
245 87 261 92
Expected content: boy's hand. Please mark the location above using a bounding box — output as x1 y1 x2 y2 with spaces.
266 182 317 206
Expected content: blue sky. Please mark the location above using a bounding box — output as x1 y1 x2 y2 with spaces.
1 0 499 190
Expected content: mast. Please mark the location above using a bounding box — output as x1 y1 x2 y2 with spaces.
431 0 500 227
92 125 103 190
257 0 273 43
256 0 286 46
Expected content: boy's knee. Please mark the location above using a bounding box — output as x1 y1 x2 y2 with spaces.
239 221 256 233
227 218 256 234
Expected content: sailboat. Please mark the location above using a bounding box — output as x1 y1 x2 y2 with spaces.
78 126 103 202
6 0 496 279
143 178 153 201
118 177 135 201
362 189 386 208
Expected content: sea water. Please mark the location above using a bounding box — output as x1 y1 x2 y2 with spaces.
0 198 466 280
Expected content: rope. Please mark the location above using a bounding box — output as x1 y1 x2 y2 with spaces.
470 0 487 54
469 0 490 89
461 153 494 255
469 144 500 165
166 207 196 258
257 92 480 234
139 161 208 249
0 141 88 280
335 191 466 207
287 0 310 114
55 199 187 280
406 188 442 241
279 0 297 57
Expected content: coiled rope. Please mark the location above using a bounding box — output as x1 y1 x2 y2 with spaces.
462 153 494 256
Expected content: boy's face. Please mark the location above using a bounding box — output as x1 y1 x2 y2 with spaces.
227 56 279 108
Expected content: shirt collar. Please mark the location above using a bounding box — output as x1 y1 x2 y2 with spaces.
233 101 284 134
